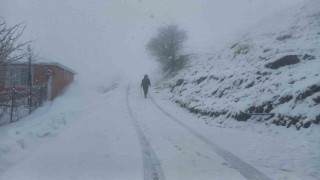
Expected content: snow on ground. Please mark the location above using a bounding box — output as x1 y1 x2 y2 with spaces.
0 78 319 179
0 81 144 180
159 0 320 129
1 0 318 179
156 87 320 180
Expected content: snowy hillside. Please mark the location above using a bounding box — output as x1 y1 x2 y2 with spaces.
158 1 320 130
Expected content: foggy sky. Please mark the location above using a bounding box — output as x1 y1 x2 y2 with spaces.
0 0 304 84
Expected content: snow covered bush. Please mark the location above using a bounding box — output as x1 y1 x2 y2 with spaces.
233 43 250 55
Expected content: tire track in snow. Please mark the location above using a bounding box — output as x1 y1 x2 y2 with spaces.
126 86 166 180
150 97 272 180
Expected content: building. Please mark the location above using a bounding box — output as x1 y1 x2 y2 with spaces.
0 62 76 100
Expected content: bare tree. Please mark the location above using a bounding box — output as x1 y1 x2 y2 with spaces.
0 20 29 66
146 24 188 72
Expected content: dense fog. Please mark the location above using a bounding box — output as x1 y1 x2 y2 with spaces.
0 0 304 84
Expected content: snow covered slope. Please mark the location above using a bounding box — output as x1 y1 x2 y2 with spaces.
158 1 320 130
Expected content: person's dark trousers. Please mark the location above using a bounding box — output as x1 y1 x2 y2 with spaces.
143 87 148 98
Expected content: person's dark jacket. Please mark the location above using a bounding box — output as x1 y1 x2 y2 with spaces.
141 77 151 88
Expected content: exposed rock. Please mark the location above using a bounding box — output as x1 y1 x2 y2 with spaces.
218 87 230 98
219 77 225 82
195 76 207 84
263 48 272 53
211 89 219 96
286 116 300 128
276 34 292 41
257 71 270 76
272 116 286 126
233 79 244 87
288 79 295 84
296 84 320 101
303 121 311 128
230 43 239 49
303 54 316 60
209 75 219 81
265 55 300 69
234 111 251 121
175 79 184 86
313 96 320 104
189 107 199 114
247 100 275 113
276 95 293 105
315 115 320 124
245 81 255 89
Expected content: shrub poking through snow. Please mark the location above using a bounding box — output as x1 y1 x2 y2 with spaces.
234 43 250 55
276 34 292 41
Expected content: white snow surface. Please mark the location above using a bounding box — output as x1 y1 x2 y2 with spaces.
0 0 319 180
159 0 320 129
0 79 319 179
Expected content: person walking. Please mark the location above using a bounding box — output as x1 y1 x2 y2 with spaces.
141 74 151 98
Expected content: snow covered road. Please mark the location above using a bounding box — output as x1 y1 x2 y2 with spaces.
0 82 318 179
149 94 271 180
126 86 166 180
125 85 270 180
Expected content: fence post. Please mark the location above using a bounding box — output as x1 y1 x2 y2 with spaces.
40 84 43 106
10 85 16 123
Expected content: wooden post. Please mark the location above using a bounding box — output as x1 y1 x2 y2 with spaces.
10 82 16 122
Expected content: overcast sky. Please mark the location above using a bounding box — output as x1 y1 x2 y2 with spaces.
0 0 305 84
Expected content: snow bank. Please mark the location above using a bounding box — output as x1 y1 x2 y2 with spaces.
0 79 119 174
